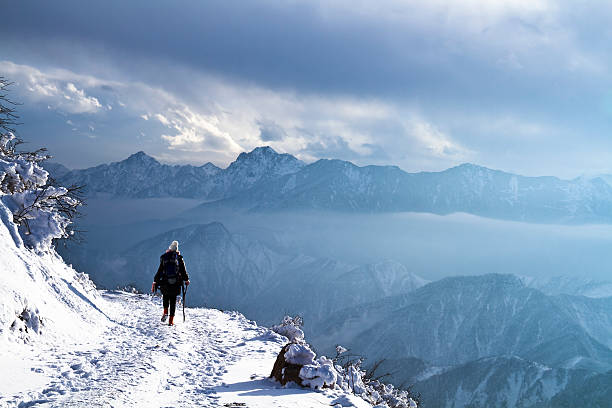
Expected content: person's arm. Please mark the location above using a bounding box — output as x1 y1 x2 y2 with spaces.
152 258 163 292
179 256 190 285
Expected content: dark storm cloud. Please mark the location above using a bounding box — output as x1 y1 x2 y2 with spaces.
5 1 410 97
258 120 287 142
5 1 612 177
2 0 594 111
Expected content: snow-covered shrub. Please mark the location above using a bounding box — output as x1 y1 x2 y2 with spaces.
75 271 98 293
10 306 44 343
334 353 420 408
282 343 341 389
0 78 83 251
270 315 420 406
118 284 142 294
300 355 341 389
271 315 305 343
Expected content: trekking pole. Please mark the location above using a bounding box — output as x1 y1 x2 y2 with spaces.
182 282 187 322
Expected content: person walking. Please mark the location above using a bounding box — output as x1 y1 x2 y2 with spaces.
152 240 190 326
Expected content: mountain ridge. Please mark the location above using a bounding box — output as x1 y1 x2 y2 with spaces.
51 146 304 199
311 273 612 370
46 147 612 223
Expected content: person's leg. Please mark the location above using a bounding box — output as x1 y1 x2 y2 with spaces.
169 295 177 317
168 294 177 325
162 293 169 321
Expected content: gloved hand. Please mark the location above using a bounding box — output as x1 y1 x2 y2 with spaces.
151 282 156 293
185 280 190 287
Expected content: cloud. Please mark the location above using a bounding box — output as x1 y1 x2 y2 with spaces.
258 120 287 142
64 82 102 113
0 61 104 114
0 59 475 171
159 105 242 154
4 55 612 178
1 0 589 102
154 113 170 126
408 119 471 159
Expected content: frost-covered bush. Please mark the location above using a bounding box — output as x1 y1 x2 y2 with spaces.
334 352 420 408
300 355 341 389
10 306 44 343
270 315 420 407
271 315 305 343
0 78 83 251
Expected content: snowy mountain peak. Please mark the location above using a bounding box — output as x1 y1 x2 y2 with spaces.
446 162 497 174
200 162 221 171
230 146 303 169
234 146 278 163
224 146 305 190
249 145 277 155
124 151 159 166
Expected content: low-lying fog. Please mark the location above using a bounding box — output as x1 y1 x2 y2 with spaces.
79 198 612 281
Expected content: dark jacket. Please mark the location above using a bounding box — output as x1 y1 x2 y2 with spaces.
154 250 189 288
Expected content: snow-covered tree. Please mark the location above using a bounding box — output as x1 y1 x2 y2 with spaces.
0 77 83 251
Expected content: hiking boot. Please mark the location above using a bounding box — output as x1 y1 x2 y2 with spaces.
161 313 168 322
168 316 174 326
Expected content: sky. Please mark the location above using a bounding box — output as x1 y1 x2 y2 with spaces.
3 0 612 178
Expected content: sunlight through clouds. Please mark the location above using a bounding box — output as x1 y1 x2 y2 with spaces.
2 61 104 114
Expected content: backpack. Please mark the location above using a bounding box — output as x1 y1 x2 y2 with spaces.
162 252 180 285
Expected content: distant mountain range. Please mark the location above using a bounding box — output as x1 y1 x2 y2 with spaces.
58 216 612 407
523 275 612 298
61 221 427 324
414 356 590 408
50 146 304 199
309 273 612 407
46 147 612 223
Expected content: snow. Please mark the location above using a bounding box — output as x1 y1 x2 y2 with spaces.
272 315 306 343
285 343 316 365
300 356 341 389
0 133 78 251
57 145 305 200
0 210 105 346
0 197 375 407
1 291 375 407
216 349 370 408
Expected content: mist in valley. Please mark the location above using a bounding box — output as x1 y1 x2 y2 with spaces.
77 197 612 284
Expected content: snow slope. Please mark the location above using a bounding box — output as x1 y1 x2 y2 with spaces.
3 291 371 407
0 202 107 346
0 199 372 408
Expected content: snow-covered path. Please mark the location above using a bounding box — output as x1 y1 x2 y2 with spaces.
2 291 370 408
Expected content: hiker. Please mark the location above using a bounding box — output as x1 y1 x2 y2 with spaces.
152 240 190 326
